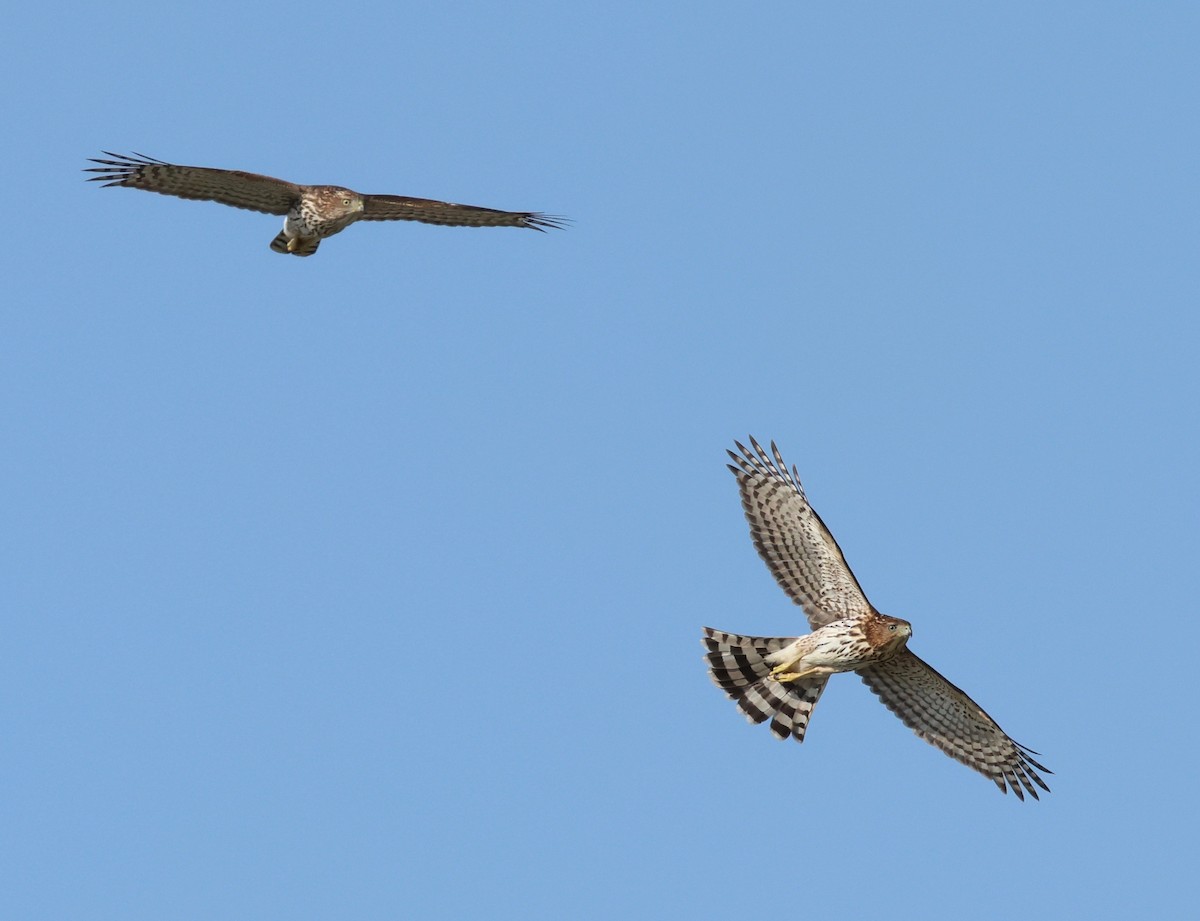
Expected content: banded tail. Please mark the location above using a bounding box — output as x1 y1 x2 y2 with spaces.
702 627 829 742
270 231 320 257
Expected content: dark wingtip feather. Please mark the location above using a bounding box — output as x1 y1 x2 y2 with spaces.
728 440 755 477
84 151 168 181
525 213 570 231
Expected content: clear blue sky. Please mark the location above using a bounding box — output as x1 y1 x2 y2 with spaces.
3 3 1197 919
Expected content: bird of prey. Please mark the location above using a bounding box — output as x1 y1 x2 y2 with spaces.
703 438 1051 799
85 152 566 256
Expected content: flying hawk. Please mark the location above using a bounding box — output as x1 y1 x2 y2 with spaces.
86 152 566 256
704 438 1051 799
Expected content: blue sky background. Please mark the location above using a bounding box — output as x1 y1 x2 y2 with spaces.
3 2 1198 919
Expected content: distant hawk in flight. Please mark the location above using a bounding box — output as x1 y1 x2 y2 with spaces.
703 438 1051 799
86 152 566 256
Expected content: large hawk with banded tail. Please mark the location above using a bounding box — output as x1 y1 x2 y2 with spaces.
703 438 1051 799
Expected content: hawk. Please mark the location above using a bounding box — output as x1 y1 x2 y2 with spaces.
85 152 566 256
703 438 1051 799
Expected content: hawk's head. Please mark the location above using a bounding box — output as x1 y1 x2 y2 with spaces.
312 186 366 221
865 613 912 655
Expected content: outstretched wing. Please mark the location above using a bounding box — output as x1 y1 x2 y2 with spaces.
359 194 567 231
86 152 300 215
859 650 1051 799
728 437 873 629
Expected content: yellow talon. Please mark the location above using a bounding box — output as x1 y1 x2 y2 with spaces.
771 661 835 683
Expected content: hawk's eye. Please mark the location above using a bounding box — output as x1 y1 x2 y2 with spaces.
888 624 897 632
342 198 351 206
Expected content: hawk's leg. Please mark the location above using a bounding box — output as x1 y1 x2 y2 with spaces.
770 663 834 683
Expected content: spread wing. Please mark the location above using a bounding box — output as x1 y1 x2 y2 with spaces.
359 194 567 231
859 650 1051 799
728 437 873 628
86 152 300 215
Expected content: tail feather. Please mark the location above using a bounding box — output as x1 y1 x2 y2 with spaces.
270 230 319 256
702 627 829 742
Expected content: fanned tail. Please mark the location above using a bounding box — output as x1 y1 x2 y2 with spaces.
702 627 829 742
